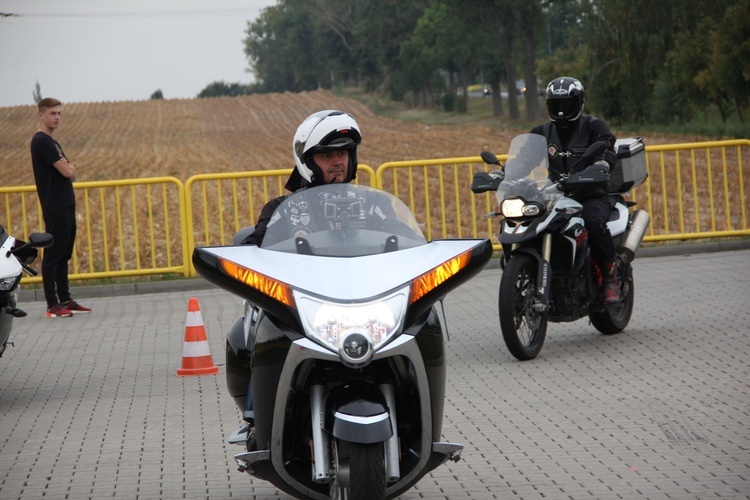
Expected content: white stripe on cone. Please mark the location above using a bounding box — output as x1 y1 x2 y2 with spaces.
186 311 203 327
182 340 211 358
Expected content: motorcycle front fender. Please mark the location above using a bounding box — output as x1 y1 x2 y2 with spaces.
325 382 392 444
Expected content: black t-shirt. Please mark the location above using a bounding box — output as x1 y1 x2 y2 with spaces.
30 131 75 212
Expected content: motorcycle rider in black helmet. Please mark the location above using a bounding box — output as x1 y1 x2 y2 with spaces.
531 77 622 304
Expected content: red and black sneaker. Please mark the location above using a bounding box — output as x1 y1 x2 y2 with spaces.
62 299 92 314
46 304 73 318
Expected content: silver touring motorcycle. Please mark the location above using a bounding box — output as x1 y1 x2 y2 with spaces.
193 184 492 499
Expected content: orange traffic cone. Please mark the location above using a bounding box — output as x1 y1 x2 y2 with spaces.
177 298 219 376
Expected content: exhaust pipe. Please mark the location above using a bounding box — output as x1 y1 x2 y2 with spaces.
618 210 650 263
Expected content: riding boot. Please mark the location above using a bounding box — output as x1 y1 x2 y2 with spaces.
603 260 622 305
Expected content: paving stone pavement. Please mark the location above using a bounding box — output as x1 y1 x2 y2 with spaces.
0 249 748 499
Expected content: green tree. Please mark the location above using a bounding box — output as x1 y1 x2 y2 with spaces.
710 0 750 123
648 0 741 125
244 1 320 92
350 0 427 96
516 0 543 120
580 0 733 124
437 0 513 117
401 1 478 111
150 89 164 100
197 81 255 98
32 79 42 104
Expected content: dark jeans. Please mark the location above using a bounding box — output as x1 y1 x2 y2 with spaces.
42 206 76 307
580 196 617 264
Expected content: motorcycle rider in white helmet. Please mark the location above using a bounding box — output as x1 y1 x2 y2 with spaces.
237 110 405 436
242 110 365 245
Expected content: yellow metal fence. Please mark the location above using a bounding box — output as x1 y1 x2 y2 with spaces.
2 140 747 283
1 178 187 283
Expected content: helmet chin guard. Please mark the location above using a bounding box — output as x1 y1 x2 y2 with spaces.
292 110 362 187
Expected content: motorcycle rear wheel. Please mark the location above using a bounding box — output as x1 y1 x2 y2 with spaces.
590 262 634 334
499 254 548 361
331 439 386 500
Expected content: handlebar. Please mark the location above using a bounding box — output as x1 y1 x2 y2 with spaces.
20 261 38 277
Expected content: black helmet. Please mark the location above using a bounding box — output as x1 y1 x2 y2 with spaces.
545 77 585 123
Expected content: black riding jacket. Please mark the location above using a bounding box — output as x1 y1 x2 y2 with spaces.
530 115 617 183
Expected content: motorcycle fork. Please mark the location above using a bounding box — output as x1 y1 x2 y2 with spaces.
534 234 553 313
310 384 330 482
309 382 400 483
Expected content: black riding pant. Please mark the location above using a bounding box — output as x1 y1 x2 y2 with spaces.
580 196 616 264
42 206 76 307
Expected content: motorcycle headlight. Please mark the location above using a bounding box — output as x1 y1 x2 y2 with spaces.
0 275 19 291
295 286 409 367
501 199 542 218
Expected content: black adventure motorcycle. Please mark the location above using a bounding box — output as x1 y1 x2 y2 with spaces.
471 133 650 360
193 184 492 499
0 225 53 358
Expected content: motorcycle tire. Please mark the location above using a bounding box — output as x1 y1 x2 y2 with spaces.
589 262 635 334
331 439 386 500
499 254 548 361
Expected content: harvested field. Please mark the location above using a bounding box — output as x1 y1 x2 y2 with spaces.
0 89 712 186
0 90 747 279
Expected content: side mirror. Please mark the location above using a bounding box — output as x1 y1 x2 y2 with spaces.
480 150 501 166
9 232 53 257
29 232 54 249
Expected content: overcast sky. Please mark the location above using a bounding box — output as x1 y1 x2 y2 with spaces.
0 0 276 107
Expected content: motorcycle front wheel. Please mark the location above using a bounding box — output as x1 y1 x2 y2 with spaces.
499 254 548 361
589 262 635 334
331 439 386 500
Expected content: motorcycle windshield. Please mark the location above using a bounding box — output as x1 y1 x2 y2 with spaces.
495 133 560 205
261 184 427 257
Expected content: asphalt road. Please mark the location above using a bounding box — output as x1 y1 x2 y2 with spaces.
1 248 748 499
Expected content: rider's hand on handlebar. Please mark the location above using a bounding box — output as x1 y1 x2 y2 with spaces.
593 160 610 173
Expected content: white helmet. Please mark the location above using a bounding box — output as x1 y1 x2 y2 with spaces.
292 110 362 186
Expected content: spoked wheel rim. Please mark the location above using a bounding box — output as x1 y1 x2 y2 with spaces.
513 264 543 346
499 255 548 360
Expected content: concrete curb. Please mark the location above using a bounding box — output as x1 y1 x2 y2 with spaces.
19 278 214 303
458 238 750 270
19 239 750 302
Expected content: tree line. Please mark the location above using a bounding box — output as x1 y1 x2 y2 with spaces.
199 0 749 131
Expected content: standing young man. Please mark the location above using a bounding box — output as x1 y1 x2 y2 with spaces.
31 98 91 317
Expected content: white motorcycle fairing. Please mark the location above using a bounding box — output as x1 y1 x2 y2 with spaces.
200 239 484 301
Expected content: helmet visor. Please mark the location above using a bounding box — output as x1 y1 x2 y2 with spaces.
547 98 581 121
307 130 360 156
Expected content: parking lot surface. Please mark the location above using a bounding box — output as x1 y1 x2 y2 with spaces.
1 249 748 499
